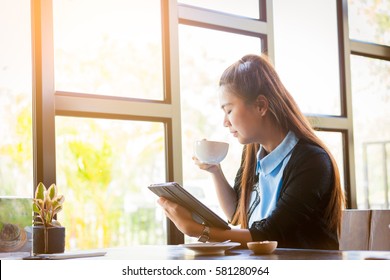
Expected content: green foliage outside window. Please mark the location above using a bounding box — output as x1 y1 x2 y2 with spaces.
56 118 166 249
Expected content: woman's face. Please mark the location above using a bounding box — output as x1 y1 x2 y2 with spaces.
219 87 263 145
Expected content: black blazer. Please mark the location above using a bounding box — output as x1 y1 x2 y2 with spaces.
234 140 339 250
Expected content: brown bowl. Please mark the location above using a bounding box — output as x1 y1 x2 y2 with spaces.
247 241 278 254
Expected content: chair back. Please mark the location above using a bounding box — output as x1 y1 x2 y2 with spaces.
339 209 371 250
369 210 390 251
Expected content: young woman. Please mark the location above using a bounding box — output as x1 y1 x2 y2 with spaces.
158 54 345 250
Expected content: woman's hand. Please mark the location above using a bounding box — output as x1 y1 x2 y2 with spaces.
192 156 221 174
157 197 203 238
157 197 253 245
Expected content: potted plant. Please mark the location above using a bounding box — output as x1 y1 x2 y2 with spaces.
32 182 65 254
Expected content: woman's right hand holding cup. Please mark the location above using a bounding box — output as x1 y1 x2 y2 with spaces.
192 156 221 174
193 138 229 174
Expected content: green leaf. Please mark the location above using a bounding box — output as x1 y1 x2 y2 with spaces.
45 193 52 209
56 194 65 204
53 205 63 215
35 182 45 200
51 219 62 227
34 199 44 211
33 215 44 226
52 200 58 209
32 202 41 214
45 212 52 225
48 184 57 200
33 220 44 226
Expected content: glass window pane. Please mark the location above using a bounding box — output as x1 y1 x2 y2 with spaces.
350 55 390 209
0 0 32 196
179 25 261 240
53 0 164 100
315 131 345 193
348 0 390 46
179 0 260 19
56 117 167 249
273 0 341 116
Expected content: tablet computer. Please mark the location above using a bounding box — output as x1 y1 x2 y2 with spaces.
148 182 230 230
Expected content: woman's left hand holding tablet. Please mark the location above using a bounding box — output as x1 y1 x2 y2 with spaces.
157 197 203 238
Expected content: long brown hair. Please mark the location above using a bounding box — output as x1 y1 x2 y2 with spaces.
220 54 345 234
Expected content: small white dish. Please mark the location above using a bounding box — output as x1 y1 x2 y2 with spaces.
180 242 240 256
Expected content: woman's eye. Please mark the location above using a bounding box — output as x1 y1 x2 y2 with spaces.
227 110 232 114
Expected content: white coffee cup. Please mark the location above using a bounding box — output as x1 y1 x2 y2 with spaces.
194 140 229 164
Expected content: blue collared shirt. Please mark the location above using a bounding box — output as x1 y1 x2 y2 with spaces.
248 131 299 227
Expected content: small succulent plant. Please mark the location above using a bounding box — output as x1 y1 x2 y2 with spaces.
33 182 65 228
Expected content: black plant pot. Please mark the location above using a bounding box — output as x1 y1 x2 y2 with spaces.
33 226 65 254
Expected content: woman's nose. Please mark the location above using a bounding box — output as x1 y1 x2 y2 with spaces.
223 116 230 127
